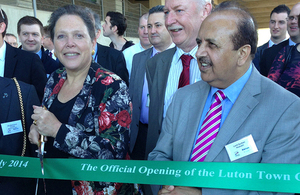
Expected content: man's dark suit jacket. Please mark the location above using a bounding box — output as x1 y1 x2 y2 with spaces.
259 39 289 76
96 43 129 85
145 47 177 158
41 46 61 74
19 45 61 75
129 48 153 158
5 42 47 101
252 42 268 71
0 77 40 195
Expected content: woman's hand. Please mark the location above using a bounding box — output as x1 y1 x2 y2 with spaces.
29 124 40 145
31 105 62 138
158 185 202 195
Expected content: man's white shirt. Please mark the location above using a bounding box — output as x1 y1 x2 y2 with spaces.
164 45 201 117
0 42 7 77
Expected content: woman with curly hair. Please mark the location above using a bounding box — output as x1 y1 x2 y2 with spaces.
29 5 133 195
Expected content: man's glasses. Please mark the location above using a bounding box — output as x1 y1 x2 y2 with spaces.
289 15 299 21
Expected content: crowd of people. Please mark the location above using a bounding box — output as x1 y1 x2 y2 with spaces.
1 0 300 195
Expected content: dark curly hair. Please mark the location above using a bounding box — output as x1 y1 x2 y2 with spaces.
47 5 95 42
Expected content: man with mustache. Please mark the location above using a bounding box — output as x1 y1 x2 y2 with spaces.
145 0 212 164
149 2 300 195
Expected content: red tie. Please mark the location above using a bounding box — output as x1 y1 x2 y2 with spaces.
178 54 193 88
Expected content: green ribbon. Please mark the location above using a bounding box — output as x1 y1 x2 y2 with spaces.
0 154 300 193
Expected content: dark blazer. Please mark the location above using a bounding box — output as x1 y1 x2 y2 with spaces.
96 43 129 85
5 42 47 102
252 42 268 71
129 48 153 153
41 46 61 74
19 45 61 75
0 77 40 195
145 47 177 158
259 39 289 76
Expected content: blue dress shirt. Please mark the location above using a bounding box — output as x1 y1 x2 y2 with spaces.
189 65 253 160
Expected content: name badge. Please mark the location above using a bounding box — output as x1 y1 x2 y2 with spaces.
1 120 23 136
225 134 258 162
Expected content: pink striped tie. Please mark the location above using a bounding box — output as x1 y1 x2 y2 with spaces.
190 90 226 162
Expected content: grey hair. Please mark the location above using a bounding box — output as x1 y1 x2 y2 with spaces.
195 0 212 12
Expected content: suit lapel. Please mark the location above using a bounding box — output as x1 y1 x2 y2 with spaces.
156 47 176 100
205 67 261 162
135 49 152 97
181 82 210 160
0 78 12 122
4 44 17 78
96 43 108 66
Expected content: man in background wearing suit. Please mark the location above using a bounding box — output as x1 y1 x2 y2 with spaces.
149 4 300 195
17 16 61 76
0 9 46 102
0 76 40 194
259 3 300 76
129 5 174 161
145 0 212 159
252 4 290 70
90 10 129 86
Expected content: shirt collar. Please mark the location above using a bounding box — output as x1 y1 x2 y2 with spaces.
270 38 289 47
168 43 176 50
36 48 42 59
151 47 159 57
152 43 176 57
210 64 253 104
268 40 275 47
0 41 6 61
289 38 297 46
174 45 198 63
138 42 146 51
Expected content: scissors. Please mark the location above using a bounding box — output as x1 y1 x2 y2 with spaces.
35 134 47 195
38 135 46 175
35 106 47 194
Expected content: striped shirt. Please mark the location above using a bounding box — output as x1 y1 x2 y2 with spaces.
164 45 201 117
